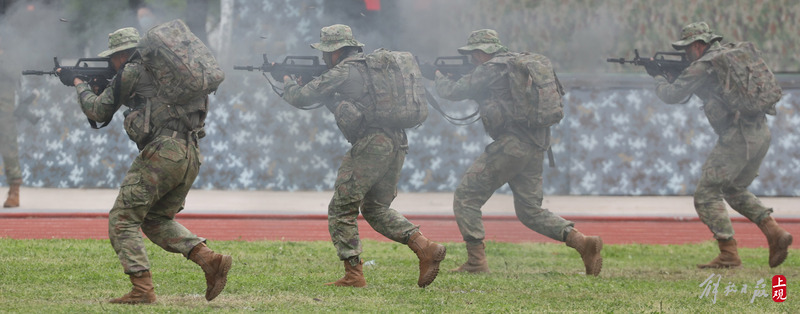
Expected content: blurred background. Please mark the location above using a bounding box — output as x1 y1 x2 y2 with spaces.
1 0 799 196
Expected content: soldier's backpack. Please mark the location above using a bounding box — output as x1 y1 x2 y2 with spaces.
710 42 781 116
120 19 223 148
359 48 428 129
505 52 565 128
137 19 225 105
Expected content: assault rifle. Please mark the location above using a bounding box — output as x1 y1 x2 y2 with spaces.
234 54 328 96
417 55 476 80
22 57 116 91
606 49 690 82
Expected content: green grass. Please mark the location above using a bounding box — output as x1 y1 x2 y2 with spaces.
0 238 798 312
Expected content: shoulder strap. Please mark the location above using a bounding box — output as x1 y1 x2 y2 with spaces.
88 65 127 129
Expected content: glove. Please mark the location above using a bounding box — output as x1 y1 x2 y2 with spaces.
644 64 661 78
58 68 77 86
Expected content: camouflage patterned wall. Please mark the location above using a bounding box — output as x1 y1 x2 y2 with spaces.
7 74 800 196
402 0 800 73
2 0 799 196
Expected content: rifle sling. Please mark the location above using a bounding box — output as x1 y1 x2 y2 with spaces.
424 87 480 125
262 72 324 110
88 66 125 129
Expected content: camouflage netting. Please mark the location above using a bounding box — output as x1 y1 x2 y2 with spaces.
2 0 799 196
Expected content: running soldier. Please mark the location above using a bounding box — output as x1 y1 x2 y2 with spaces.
435 29 603 276
0 35 21 208
653 22 792 268
281 24 446 288
59 26 231 304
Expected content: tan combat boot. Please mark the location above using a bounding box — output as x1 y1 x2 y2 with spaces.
326 258 367 287
451 242 490 273
565 229 603 276
188 242 233 301
407 232 447 287
3 182 19 208
757 216 793 268
697 238 742 269
109 270 156 304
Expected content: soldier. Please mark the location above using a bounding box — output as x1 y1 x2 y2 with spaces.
436 29 603 276
653 22 792 268
0 35 21 208
281 24 446 288
0 66 21 208
58 27 231 303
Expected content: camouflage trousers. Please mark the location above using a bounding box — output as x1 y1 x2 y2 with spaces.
0 95 21 185
454 133 573 243
694 125 772 240
328 130 419 260
109 136 205 274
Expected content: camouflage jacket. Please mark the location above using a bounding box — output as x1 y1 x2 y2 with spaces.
75 60 200 138
435 52 548 149
283 51 405 144
75 61 146 123
655 41 768 138
282 51 371 112
0 62 15 111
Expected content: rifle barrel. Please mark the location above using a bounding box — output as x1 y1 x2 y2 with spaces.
22 70 55 75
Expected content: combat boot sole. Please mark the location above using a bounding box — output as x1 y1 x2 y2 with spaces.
769 233 793 268
418 244 446 288
206 254 232 301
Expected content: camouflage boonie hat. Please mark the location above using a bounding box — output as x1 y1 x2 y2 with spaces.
457 29 507 55
310 24 365 52
99 27 140 57
671 22 723 50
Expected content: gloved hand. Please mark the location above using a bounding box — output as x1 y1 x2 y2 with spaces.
57 68 83 86
644 64 662 78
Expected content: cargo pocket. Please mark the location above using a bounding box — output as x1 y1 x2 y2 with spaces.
119 173 149 208
333 169 360 205
157 140 186 162
334 100 366 144
123 109 151 147
501 137 529 159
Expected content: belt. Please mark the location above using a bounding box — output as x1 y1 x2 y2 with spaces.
154 128 190 142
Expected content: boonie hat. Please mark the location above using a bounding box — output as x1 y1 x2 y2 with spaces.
671 22 723 50
457 29 508 55
310 24 365 52
99 27 140 57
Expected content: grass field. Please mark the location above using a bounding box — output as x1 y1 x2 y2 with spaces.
0 238 797 312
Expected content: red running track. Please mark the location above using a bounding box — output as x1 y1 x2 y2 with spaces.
1 213 799 248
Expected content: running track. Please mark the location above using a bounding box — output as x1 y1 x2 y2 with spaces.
2 213 799 248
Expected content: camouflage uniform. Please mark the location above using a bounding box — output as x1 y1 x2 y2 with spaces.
436 30 574 244
655 22 773 239
282 25 419 261
0 70 21 188
74 28 206 274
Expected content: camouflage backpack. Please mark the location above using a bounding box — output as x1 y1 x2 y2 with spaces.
137 19 225 105
710 42 781 116
359 48 428 129
505 52 565 128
